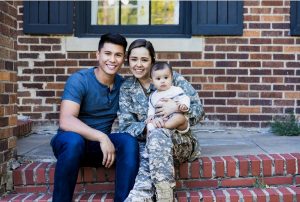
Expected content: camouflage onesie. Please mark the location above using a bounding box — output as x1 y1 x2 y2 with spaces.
118 71 204 201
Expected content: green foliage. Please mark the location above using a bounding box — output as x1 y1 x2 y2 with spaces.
271 113 300 136
253 177 269 189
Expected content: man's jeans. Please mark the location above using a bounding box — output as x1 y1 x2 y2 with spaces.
50 130 139 202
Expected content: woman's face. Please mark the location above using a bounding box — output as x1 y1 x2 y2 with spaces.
128 47 152 80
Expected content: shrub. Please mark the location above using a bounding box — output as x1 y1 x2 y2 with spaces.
271 113 300 136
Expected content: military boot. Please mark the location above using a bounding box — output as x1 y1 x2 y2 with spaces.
155 182 174 202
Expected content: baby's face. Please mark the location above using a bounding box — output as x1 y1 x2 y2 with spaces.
152 68 172 92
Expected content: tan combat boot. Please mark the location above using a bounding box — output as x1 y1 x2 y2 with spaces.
155 182 174 202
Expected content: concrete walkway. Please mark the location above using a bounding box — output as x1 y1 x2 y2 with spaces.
17 123 300 163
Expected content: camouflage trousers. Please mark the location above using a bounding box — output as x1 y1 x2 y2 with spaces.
125 128 194 202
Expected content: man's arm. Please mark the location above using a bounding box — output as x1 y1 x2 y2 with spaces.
59 100 115 168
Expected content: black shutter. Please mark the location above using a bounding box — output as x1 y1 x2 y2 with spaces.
23 1 73 34
291 1 300 36
191 1 243 35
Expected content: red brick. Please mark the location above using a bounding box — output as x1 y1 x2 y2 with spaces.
48 163 55 184
264 176 293 186
84 183 114 192
105 193 115 202
190 160 200 179
41 38 61 44
290 153 300 174
96 167 106 182
22 193 42 201
200 157 213 178
183 179 218 189
296 175 300 185
235 155 249 177
176 191 187 202
269 154 284 175
225 189 239 202
105 167 115 182
12 164 28 185
277 187 294 202
83 167 96 183
190 191 201 202
214 190 226 201
0 193 21 201
83 193 101 201
252 188 267 202
204 53 225 59
274 54 295 60
239 189 253 202
205 38 226 44
45 53 65 59
281 153 297 174
265 188 280 202
289 186 300 201
73 184 85 193
76 168 83 183
248 155 261 176
0 194 26 201
199 190 213 202
14 185 48 193
221 178 255 187
227 38 248 44
257 154 272 176
37 194 53 201
35 162 49 184
77 193 94 201
179 162 189 179
212 156 225 177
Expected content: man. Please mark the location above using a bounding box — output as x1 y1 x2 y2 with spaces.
50 33 139 202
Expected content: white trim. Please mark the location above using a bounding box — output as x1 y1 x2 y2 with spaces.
64 37 204 52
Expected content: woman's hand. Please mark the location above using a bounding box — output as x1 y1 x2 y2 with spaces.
155 98 178 118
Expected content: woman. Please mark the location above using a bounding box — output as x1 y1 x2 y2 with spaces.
118 39 204 201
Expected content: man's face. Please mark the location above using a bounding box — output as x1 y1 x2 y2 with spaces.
96 42 125 76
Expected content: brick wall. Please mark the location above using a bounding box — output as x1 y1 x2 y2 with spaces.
17 0 300 127
0 1 18 194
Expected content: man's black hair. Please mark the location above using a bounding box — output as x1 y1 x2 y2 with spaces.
98 33 127 53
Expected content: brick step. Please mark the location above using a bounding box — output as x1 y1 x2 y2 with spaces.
12 153 300 194
1 186 300 202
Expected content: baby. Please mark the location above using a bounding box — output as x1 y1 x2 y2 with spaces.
146 62 190 134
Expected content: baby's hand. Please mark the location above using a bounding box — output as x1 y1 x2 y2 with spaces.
178 104 188 112
151 117 165 128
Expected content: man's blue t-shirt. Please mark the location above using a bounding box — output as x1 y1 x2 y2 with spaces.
62 67 124 135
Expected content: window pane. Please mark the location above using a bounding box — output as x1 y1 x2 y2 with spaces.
91 0 179 26
151 1 179 25
121 0 149 25
91 0 119 25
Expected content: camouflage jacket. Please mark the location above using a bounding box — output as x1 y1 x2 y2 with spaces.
118 71 204 141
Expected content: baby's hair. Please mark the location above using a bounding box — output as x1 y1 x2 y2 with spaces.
150 62 173 78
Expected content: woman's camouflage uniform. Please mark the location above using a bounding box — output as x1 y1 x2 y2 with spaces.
118 71 204 201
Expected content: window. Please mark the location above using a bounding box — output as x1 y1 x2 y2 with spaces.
76 0 190 37
23 0 244 37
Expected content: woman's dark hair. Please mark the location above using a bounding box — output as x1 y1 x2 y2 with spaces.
150 62 173 78
98 33 127 53
127 39 155 64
